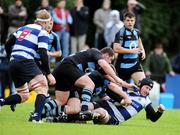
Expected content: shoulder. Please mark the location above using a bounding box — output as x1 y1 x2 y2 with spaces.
134 28 141 35
51 31 57 36
95 9 102 14
119 26 126 35
90 48 100 53
21 6 27 10
9 5 15 10
39 29 49 37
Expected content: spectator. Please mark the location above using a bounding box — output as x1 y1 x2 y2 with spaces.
70 0 89 54
93 0 111 49
144 42 176 92
0 2 8 45
120 0 146 30
35 0 53 15
104 10 124 47
52 0 73 58
8 0 27 37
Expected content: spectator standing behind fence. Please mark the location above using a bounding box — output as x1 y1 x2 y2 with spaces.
70 0 89 54
104 10 124 47
35 0 53 15
8 0 27 37
52 0 72 58
144 42 176 92
93 0 111 49
120 0 145 30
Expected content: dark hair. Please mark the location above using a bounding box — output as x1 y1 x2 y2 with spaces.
123 12 136 20
100 47 114 57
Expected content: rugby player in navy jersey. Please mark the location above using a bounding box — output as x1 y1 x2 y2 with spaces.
92 78 165 125
113 12 146 85
0 10 56 122
43 47 137 116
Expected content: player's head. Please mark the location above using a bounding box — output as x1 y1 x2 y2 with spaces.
123 12 136 30
101 47 115 64
46 18 54 33
138 78 153 96
36 9 51 31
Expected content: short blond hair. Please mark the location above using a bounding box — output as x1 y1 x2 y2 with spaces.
36 9 51 22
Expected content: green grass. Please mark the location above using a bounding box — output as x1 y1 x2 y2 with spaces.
0 103 180 135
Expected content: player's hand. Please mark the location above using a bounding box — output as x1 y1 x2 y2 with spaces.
158 104 165 113
130 48 141 54
169 71 176 76
140 49 146 60
145 71 151 77
126 84 138 91
47 74 56 85
120 97 132 107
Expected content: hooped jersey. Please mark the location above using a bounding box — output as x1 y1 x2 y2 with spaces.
11 23 49 60
99 90 151 124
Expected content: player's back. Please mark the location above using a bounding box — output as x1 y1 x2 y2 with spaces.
11 23 49 60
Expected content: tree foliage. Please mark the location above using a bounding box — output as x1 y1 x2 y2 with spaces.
2 0 180 54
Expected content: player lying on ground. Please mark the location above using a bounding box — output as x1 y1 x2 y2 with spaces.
46 78 165 125
92 78 165 125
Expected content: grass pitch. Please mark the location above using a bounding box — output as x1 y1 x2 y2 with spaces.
0 103 180 135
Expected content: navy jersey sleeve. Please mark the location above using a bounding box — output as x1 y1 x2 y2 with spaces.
51 31 61 51
5 33 16 59
114 27 125 45
145 104 163 122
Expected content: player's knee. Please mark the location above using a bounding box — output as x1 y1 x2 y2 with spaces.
84 79 95 90
16 84 30 102
30 78 48 96
93 108 110 124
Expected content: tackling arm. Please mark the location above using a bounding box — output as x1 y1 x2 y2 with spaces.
145 104 165 122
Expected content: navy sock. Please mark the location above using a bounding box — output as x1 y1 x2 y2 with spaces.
81 88 93 111
34 94 46 116
1 94 21 105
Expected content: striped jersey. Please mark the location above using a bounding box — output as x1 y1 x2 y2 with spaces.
100 90 151 124
10 23 49 60
114 26 140 69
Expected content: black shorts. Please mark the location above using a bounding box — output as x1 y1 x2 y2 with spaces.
53 60 85 91
115 63 143 81
9 59 42 87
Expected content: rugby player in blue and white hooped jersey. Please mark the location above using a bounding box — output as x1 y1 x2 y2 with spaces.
0 10 56 122
92 78 165 125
